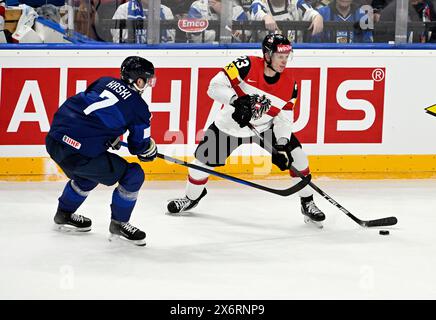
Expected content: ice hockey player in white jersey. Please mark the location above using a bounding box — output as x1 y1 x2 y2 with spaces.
167 33 325 227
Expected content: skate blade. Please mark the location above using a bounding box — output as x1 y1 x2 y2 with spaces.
54 224 91 233
108 234 146 247
165 211 191 217
304 216 324 229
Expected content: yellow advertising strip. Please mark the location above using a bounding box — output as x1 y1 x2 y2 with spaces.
1 155 436 181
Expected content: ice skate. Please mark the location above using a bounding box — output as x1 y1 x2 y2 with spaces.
301 196 325 229
108 220 146 246
54 209 92 232
167 188 207 214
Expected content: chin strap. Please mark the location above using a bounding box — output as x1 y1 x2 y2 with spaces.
265 55 279 74
130 82 146 95
267 64 279 73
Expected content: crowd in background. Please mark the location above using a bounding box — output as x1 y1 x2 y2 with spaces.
1 0 436 43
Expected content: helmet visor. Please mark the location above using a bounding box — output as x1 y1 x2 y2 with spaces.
146 75 157 88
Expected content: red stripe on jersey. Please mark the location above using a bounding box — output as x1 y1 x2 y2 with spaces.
282 101 295 111
290 167 310 178
222 68 245 97
188 175 209 185
230 77 241 88
266 106 281 117
233 86 245 97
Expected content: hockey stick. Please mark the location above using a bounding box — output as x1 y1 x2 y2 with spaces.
120 141 310 197
246 124 398 227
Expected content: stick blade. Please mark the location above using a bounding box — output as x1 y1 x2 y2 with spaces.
363 216 398 227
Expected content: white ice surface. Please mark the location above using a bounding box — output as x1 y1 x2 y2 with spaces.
1 179 435 300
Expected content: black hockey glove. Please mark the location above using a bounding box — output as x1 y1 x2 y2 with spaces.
231 95 254 128
272 139 294 171
137 138 157 162
106 136 122 150
231 94 271 128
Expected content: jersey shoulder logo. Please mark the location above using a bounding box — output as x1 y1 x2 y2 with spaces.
224 62 239 80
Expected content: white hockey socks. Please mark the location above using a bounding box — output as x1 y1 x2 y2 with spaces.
185 159 212 200
289 147 313 198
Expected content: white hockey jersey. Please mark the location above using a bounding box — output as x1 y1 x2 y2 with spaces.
207 55 298 140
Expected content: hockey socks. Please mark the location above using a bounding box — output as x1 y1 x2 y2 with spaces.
57 180 97 213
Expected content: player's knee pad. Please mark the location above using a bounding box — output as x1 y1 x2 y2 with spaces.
290 147 309 172
119 163 144 193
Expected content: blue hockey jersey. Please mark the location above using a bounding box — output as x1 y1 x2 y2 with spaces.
48 77 152 158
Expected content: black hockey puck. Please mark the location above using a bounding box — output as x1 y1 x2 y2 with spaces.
379 230 390 235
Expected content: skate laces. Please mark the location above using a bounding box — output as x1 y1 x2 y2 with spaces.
121 222 138 234
306 201 322 214
172 197 191 211
71 214 84 223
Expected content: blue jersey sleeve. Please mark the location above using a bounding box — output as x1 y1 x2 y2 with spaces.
126 99 152 155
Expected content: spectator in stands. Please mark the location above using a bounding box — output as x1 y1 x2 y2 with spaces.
376 0 436 42
250 0 323 42
239 0 254 12
313 0 373 43
161 0 192 42
111 0 175 43
72 0 104 41
91 0 127 42
36 3 61 23
187 0 249 43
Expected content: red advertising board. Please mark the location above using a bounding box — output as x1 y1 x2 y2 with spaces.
0 66 385 146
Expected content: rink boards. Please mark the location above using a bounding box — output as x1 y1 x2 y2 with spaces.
0 48 435 180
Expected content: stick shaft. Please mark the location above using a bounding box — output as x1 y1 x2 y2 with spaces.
120 141 309 196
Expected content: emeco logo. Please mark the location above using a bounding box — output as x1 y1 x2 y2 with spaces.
178 18 209 33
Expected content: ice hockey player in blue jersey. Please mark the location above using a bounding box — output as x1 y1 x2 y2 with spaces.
45 56 158 246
